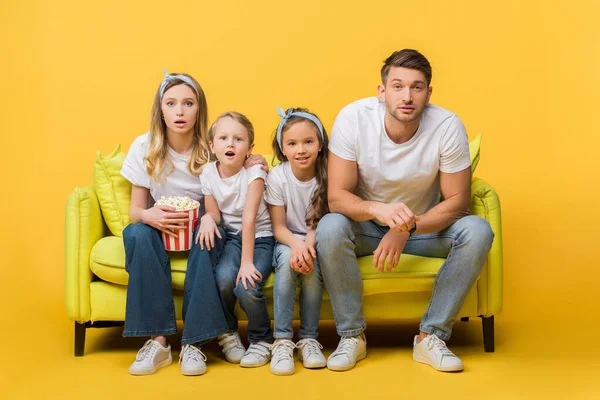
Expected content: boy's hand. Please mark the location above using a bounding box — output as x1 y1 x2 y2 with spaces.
236 262 263 290
195 214 222 250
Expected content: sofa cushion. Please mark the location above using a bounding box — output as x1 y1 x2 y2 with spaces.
94 144 132 237
469 133 482 173
90 236 447 295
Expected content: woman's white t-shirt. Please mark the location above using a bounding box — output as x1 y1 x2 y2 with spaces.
264 162 317 240
121 133 204 206
199 162 272 238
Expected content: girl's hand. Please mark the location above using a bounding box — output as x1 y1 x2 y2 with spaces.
244 154 269 172
290 240 315 275
236 262 263 290
195 214 222 250
141 206 189 238
305 230 318 259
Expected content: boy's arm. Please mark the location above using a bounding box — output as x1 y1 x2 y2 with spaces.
241 178 264 264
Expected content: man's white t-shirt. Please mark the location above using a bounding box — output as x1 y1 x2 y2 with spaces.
200 162 272 238
264 162 317 240
329 97 471 217
121 133 204 206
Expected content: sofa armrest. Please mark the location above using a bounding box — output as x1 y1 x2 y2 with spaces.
471 177 503 316
65 185 106 322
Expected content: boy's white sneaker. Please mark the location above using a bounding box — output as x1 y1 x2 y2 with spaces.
296 338 326 369
327 334 367 371
413 334 464 372
240 341 272 367
218 332 246 363
129 339 172 376
179 344 207 376
270 340 296 376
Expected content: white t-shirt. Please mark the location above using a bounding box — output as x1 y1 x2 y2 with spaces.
329 97 470 217
121 133 204 207
199 162 272 238
264 162 317 239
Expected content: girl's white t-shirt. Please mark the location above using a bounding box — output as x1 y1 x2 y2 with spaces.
199 162 272 238
121 133 204 206
264 162 317 240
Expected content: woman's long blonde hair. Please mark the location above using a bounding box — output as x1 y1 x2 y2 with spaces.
145 74 211 182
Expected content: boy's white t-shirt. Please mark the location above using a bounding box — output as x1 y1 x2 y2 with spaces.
121 133 204 206
264 162 317 240
329 97 471 217
199 162 272 238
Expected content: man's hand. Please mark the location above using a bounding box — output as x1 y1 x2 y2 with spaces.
372 230 409 272
244 154 269 172
370 202 419 233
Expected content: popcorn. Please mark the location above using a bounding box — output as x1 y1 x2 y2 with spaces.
155 196 200 212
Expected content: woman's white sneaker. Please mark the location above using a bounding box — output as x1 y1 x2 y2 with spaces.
129 339 172 376
296 338 326 369
218 332 246 363
270 340 296 375
413 334 464 372
179 344 207 376
327 334 367 371
240 341 272 367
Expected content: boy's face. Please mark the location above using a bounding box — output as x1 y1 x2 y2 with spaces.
209 117 253 168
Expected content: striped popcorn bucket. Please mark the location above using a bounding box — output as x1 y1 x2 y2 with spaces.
161 206 200 251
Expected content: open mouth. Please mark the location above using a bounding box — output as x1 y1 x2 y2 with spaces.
225 151 236 158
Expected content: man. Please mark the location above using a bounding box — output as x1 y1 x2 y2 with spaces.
315 49 494 372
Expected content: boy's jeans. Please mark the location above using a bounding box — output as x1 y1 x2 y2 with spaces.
315 213 494 340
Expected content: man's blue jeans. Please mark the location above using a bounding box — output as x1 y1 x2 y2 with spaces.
315 213 494 340
272 243 323 340
214 233 275 344
122 223 229 345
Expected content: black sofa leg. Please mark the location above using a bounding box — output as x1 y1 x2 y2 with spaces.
481 315 495 352
75 322 87 357
461 317 469 322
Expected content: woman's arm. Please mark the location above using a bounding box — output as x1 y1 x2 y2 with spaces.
129 184 189 237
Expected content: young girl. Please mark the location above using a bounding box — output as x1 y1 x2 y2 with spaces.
120 71 265 376
265 107 329 375
197 111 275 368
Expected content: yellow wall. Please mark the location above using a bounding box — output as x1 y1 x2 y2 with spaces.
1 0 598 326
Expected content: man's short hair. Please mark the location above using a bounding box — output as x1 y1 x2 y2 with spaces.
381 49 432 86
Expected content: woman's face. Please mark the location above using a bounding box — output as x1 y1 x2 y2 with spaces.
161 84 198 136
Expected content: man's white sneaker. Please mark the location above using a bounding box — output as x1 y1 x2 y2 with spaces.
218 332 246 363
179 344 207 376
297 338 326 369
269 340 296 375
240 341 272 368
413 334 464 372
129 339 172 376
327 334 367 371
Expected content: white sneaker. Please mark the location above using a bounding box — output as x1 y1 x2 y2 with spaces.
270 340 296 376
240 341 272 368
327 334 367 371
129 339 172 376
218 332 246 363
178 344 207 376
297 338 326 369
413 334 464 372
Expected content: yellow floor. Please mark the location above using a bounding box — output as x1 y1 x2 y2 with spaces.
4 302 599 400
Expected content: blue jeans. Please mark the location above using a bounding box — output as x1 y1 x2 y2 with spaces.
272 243 323 340
122 223 229 345
315 213 494 340
214 233 275 344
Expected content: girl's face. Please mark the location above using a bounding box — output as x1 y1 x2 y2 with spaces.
209 117 253 168
282 120 322 171
161 84 198 136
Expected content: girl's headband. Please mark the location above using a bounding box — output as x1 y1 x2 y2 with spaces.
275 107 324 151
159 69 196 100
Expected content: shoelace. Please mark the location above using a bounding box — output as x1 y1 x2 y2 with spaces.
178 344 207 366
136 339 160 361
333 336 359 356
425 335 455 357
271 340 296 363
245 342 272 358
296 338 323 358
218 333 244 353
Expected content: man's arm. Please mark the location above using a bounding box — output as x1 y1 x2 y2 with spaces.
413 166 471 234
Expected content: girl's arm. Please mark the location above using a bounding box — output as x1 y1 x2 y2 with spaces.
269 204 315 274
129 185 189 237
237 178 266 290
196 195 222 250
268 204 304 248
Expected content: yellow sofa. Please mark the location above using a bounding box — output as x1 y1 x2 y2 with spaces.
65 151 503 356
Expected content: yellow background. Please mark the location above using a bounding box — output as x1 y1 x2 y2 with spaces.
1 0 599 398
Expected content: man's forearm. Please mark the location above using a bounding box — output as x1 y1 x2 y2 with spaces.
329 189 379 222
414 196 470 234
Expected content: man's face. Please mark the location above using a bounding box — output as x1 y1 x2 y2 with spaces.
378 67 432 125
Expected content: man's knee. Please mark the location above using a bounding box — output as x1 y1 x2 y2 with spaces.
316 213 353 245
458 216 494 249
